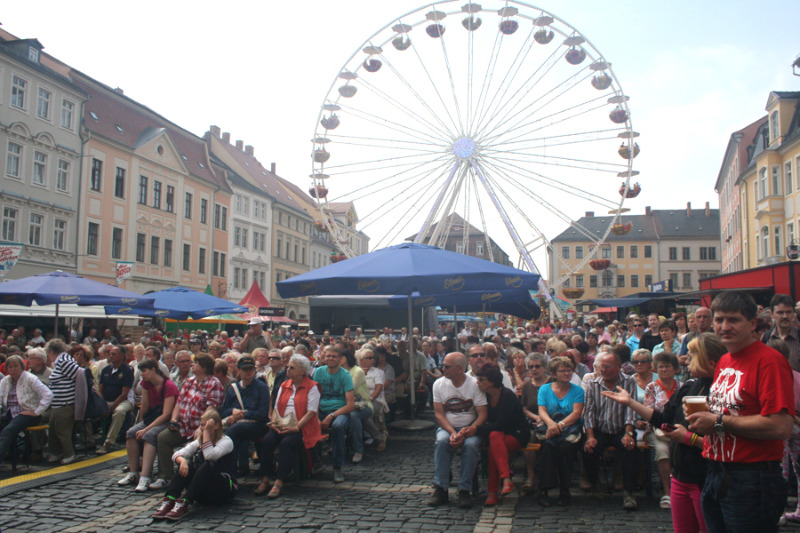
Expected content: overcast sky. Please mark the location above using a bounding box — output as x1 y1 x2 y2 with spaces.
4 1 799 237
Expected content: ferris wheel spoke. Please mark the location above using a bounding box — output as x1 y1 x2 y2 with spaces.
467 169 497 263
486 127 624 150
485 155 621 209
404 40 463 137
484 149 628 175
469 24 506 135
327 133 446 151
435 34 465 134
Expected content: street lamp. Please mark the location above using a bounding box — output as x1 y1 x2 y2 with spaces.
787 240 800 260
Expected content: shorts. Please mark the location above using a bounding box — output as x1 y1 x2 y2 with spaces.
126 421 167 447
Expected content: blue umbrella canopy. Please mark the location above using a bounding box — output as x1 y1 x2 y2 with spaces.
0 270 154 307
106 286 247 320
276 243 540 299
387 289 541 319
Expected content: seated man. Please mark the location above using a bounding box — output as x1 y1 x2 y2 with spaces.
583 351 640 510
220 355 269 476
428 352 487 509
313 344 354 483
96 344 135 455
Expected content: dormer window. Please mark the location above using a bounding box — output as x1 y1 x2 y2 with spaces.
28 46 39 63
770 110 779 144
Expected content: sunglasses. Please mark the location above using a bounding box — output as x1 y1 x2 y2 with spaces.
469 352 485 358
268 356 281 360
632 359 650 364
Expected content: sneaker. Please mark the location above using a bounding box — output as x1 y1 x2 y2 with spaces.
149 478 169 490
352 453 363 464
135 476 151 492
61 454 76 465
46 454 63 464
164 498 190 521
623 494 638 510
152 498 175 519
364 437 375 446
333 467 345 483
427 485 449 506
95 445 109 455
457 489 472 508
117 472 139 486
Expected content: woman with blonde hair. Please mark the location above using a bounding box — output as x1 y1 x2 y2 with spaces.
151 407 236 521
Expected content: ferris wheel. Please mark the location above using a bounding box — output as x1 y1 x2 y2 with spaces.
309 0 639 292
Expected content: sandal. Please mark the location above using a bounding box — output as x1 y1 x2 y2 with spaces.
501 478 514 496
253 481 270 496
267 484 281 499
484 493 499 506
520 480 533 494
659 495 671 509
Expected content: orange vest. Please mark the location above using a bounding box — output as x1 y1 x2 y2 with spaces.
277 375 322 449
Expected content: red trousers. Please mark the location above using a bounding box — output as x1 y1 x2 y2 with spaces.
487 431 521 493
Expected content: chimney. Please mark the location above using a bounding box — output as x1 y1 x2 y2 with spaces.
113 87 124 95
210 125 221 137
687 202 692 217
705 201 710 217
245 145 254 156
645 206 651 215
235 140 244 150
585 211 594 218
271 162 276 174
222 132 230 143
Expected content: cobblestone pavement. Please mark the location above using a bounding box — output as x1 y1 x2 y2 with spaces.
1 420 797 532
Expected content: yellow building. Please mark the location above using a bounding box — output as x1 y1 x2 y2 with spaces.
736 92 800 268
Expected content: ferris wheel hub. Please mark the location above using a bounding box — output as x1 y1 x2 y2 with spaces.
453 137 476 159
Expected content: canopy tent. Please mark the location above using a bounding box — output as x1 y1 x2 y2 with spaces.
386 289 541 320
106 286 247 320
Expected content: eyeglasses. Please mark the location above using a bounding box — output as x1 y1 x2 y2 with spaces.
528 364 542 369
633 324 644 327
469 352 485 358
268 356 281 360
632 359 650 364
362 356 374 360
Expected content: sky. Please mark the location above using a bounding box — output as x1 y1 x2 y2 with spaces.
3 1 799 270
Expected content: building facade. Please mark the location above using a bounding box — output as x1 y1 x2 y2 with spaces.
408 212 511 265
0 35 86 278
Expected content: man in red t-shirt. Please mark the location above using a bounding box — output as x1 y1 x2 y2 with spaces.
687 291 794 532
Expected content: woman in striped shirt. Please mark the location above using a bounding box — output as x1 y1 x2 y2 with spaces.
46 339 80 464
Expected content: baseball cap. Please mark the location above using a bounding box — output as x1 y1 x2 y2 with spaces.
248 317 262 326
237 355 256 369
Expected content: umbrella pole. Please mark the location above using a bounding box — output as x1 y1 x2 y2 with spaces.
408 295 415 420
54 303 59 339
453 306 457 346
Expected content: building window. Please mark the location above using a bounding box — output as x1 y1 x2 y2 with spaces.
53 219 65 251
575 274 584 288
2 208 17 241
294 244 298 262
683 272 692 288
200 199 208 224
670 273 679 288
32 151 47 186
669 247 677 260
233 267 241 289
276 238 281 258
166 185 174 212
589 275 597 288
645 274 653 287
476 243 483 255
153 180 161 209
114 168 125 198
601 246 611 259
631 274 639 288
221 206 227 230
56 159 70 192
699 247 717 261
602 271 613 287
301 247 306 264
758 168 767 200
213 251 220 276
456 243 464 254
630 245 638 258
135 233 146 262
616 245 625 259
617 274 625 288
90 158 102 191
682 247 690 260
36 88 51 120
150 236 160 265
789 224 796 251
575 246 583 259
87 222 99 256
561 246 569 259
183 244 191 271
644 245 652 258
28 213 42 246
775 226 782 256
138 176 148 204
11 76 26 109
219 253 226 277
198 248 206 274
772 166 781 196
111 228 123 259
234 227 241 247
164 239 173 267
61 100 74 129
770 110 779 143
786 162 793 195
184 193 192 219
6 142 21 178
239 267 247 288
285 241 290 259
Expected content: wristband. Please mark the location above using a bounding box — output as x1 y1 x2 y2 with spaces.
683 431 694 446
690 433 698 446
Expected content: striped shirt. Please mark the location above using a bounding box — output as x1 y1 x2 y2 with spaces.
49 352 80 408
584 373 637 435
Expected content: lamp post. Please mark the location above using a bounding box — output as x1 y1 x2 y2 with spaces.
787 240 800 260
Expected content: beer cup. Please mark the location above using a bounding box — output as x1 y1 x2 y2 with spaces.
683 396 708 415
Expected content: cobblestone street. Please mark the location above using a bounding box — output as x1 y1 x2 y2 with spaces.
0 417 700 533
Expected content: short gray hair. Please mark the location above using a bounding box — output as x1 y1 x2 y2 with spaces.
289 354 312 376
26 347 47 364
5 354 24 370
632 348 653 363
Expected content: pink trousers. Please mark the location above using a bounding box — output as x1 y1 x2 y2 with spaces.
671 476 707 533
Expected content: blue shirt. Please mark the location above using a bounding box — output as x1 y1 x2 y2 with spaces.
220 377 270 422
537 383 585 419
313 366 354 413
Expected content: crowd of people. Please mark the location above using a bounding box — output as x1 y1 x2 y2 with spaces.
0 293 797 531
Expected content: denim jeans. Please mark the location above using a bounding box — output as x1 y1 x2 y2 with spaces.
701 461 786 533
434 426 480 491
320 410 350 468
0 413 38 464
225 421 267 468
349 405 373 454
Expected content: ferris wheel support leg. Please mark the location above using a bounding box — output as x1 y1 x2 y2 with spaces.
414 161 460 245
469 161 563 321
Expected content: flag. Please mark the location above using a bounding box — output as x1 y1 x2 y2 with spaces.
116 261 134 285
0 243 23 277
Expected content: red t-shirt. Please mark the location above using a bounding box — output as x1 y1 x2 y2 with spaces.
142 378 179 409
703 341 795 463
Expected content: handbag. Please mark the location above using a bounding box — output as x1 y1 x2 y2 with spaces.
84 390 109 420
270 408 298 429
142 380 166 426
